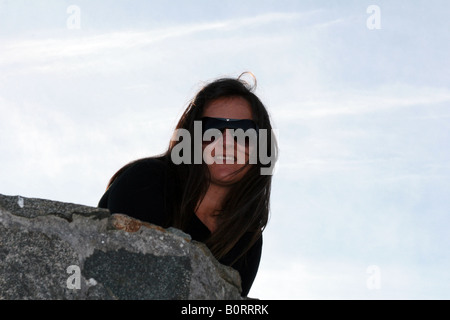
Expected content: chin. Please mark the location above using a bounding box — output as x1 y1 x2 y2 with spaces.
208 164 250 185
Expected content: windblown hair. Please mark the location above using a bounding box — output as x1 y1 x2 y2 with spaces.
107 74 278 265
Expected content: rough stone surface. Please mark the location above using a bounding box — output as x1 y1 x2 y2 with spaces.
0 194 243 300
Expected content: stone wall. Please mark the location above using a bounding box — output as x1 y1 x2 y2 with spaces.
0 194 243 300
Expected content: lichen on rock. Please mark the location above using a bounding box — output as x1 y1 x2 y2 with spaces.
0 193 243 300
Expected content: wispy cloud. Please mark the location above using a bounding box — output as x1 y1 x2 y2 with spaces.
0 12 309 71
270 82 450 181
275 84 450 120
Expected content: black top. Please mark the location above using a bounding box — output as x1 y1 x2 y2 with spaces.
98 157 262 296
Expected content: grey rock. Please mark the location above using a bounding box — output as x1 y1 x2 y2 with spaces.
0 194 243 300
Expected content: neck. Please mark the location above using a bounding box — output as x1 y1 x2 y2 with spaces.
195 183 230 233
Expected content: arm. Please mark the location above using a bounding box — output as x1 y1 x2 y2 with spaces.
221 235 263 297
238 235 263 297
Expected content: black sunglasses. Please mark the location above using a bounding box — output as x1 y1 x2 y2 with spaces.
201 117 259 134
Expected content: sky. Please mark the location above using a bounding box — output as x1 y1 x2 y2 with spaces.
1 0 449 299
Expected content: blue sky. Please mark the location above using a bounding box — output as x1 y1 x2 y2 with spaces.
1 0 449 299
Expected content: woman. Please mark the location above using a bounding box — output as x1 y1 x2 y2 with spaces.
98 74 277 297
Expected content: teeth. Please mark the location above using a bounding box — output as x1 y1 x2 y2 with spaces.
215 156 235 161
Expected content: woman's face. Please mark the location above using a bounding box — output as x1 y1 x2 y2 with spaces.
202 96 253 186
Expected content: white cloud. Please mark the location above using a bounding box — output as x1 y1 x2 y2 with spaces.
252 257 450 299
274 84 450 121
0 12 310 74
251 258 387 299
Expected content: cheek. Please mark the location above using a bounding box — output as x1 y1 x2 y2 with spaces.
236 143 250 158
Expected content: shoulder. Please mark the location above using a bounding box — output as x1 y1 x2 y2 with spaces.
121 156 168 176
98 156 170 208
98 156 172 222
112 156 169 190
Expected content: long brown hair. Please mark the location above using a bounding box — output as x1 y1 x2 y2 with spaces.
107 74 278 264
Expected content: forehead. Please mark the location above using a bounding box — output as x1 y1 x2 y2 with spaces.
203 96 253 120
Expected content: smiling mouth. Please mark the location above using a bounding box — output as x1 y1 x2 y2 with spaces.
214 155 236 163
